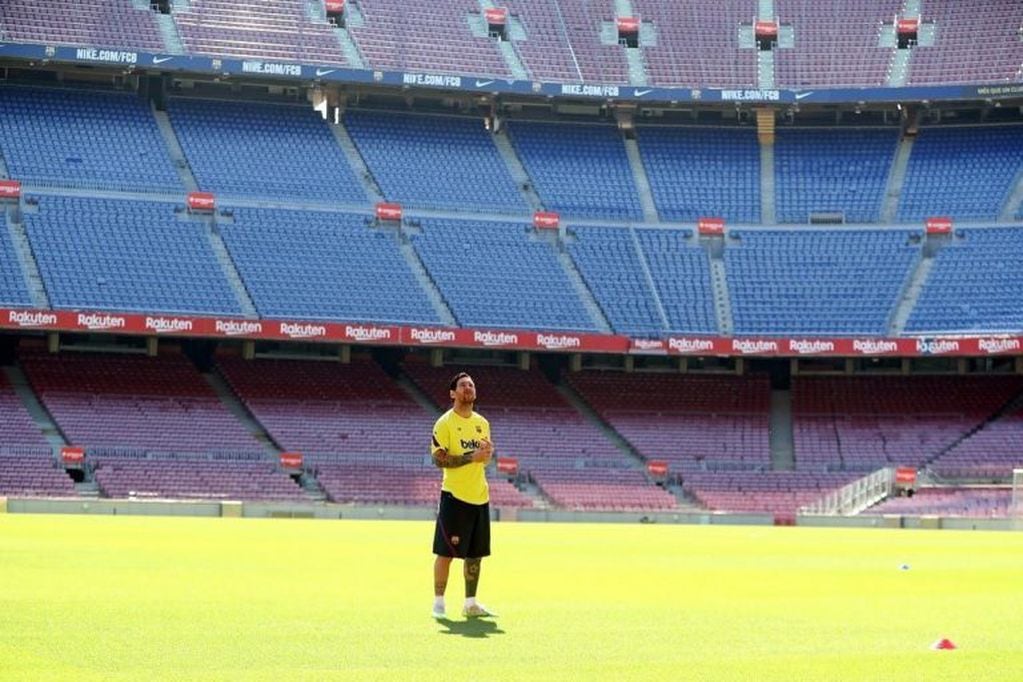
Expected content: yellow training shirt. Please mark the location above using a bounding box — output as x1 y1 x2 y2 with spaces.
431 408 490 505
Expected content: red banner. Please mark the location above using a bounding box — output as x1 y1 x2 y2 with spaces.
897 17 919 34
187 192 215 212
533 211 560 230
484 7 507 25
0 179 21 200
324 0 345 15
646 460 668 477
755 20 778 37
61 446 85 464
925 216 952 234
616 17 640 34
894 467 917 485
496 457 518 475
375 202 402 221
698 217 725 236
280 452 303 468
0 309 1020 358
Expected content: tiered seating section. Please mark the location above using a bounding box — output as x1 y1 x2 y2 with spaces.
634 230 717 334
0 371 73 497
20 351 262 455
681 471 858 516
932 406 1023 479
907 0 1023 85
347 0 510 77
3 1 1023 88
0 86 182 193
897 126 1023 222
867 487 1014 517
0 0 164 51
906 228 1023 334
774 128 898 224
25 196 243 316
0 216 34 308
218 208 440 324
636 126 761 224
507 122 643 220
169 98 366 203
774 0 902 87
410 218 597 331
343 111 526 212
724 229 919 335
173 0 346 64
791 375 1023 473
630 0 756 87
566 226 664 336
565 371 772 473
92 455 306 501
403 362 677 511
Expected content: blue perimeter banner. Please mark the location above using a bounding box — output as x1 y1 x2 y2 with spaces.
1 41 1021 105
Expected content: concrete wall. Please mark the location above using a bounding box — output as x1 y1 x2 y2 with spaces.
2 497 1016 531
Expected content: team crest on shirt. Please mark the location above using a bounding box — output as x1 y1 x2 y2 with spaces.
475 426 482 434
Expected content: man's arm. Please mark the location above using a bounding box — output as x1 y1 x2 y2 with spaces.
431 439 493 469
431 448 475 469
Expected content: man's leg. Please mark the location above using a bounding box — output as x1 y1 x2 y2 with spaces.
435 556 453 597
432 555 452 618
464 557 481 598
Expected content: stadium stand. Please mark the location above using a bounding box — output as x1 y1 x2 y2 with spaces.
931 406 1023 480
724 229 920 335
774 128 898 224
535 0 629 85
680 471 859 516
906 0 1023 85
896 125 1023 222
565 371 772 473
774 0 902 87
347 0 510 77
636 126 761 224
791 375 1023 473
167 98 367 203
506 121 643 220
403 362 676 511
499 0 582 82
216 356 432 461
629 0 757 87
0 86 182 193
91 455 307 501
0 371 49 449
906 228 1023 334
19 350 263 456
0 0 165 52
342 110 527 212
410 217 597 331
218 208 441 324
173 0 347 64
865 487 1013 517
634 229 718 334
24 196 243 316
0 452 78 498
0 218 34 309
565 226 664 336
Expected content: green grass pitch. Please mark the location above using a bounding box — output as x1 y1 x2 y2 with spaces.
1 514 1022 681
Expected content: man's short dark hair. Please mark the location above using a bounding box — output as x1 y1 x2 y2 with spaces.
449 372 472 391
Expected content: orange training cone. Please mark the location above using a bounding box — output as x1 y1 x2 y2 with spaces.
931 638 957 650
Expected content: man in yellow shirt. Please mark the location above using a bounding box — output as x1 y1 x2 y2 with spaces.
431 371 496 619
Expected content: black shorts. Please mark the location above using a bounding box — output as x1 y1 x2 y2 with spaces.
433 491 491 559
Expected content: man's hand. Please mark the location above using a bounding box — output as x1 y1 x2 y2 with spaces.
472 438 494 464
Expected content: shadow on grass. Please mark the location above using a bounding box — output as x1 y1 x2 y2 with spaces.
435 617 506 639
